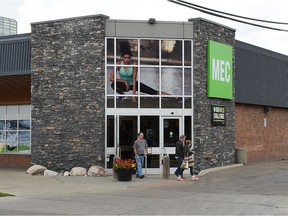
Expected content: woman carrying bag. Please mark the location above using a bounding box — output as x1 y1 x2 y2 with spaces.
183 140 199 181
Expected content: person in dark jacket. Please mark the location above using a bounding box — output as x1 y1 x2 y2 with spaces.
174 134 186 181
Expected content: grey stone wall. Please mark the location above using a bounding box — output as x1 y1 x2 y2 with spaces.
192 18 236 170
31 15 108 171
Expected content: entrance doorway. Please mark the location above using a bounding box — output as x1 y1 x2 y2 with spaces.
118 116 137 160
106 115 188 174
160 117 181 173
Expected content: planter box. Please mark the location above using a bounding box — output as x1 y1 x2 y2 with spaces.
117 169 133 181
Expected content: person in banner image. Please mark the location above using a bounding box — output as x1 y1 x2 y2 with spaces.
110 41 179 102
174 134 186 181
133 132 148 179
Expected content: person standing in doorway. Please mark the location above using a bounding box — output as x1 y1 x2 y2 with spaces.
133 132 148 179
174 134 186 181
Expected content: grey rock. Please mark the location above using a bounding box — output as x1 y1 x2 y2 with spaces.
70 167 87 176
87 165 107 177
63 171 70 176
44 170 58 176
26 164 47 175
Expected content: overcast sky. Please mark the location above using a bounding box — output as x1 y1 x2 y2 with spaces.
1 0 288 56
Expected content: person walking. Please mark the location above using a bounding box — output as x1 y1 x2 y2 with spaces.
133 132 148 179
174 134 186 181
184 139 199 181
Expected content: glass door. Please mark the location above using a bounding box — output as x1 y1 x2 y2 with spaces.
106 115 137 169
140 116 160 174
161 117 182 174
118 116 137 160
106 115 116 169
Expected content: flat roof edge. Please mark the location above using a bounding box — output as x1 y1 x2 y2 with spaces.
31 14 109 26
235 40 288 60
106 19 193 25
0 33 31 42
188 17 236 32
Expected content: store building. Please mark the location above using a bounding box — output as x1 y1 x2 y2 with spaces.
235 41 288 164
0 33 31 167
0 14 287 172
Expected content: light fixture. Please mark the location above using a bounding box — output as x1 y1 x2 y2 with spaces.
264 106 271 114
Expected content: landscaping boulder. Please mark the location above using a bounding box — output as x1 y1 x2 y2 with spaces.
69 167 87 176
63 171 70 176
87 166 107 177
26 165 47 176
44 170 58 177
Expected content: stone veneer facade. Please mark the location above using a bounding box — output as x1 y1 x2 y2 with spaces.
31 15 108 170
30 15 236 171
192 18 236 170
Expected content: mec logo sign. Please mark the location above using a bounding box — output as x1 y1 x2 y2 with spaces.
207 40 233 100
212 59 231 82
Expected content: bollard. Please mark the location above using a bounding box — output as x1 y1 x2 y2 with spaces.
162 155 170 179
235 148 247 165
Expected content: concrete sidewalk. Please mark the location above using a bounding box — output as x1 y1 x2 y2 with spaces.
1 160 288 215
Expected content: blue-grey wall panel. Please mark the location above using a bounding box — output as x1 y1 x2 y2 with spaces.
0 33 31 76
235 40 288 108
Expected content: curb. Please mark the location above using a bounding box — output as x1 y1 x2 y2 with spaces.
198 163 244 177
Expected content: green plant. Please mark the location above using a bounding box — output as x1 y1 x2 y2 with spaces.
113 158 136 171
0 192 14 197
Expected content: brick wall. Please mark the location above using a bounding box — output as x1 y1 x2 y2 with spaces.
192 18 236 170
0 155 31 168
236 103 288 163
31 15 108 171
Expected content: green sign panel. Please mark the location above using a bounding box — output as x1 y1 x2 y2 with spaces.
207 40 233 99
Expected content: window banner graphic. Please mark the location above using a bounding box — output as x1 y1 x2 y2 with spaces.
207 40 233 100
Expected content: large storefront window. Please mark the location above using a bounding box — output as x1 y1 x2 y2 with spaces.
106 38 192 108
105 37 193 173
0 105 31 154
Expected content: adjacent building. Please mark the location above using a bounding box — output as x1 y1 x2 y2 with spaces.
0 16 17 36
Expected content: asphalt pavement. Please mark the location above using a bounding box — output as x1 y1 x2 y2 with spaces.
1 160 288 215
